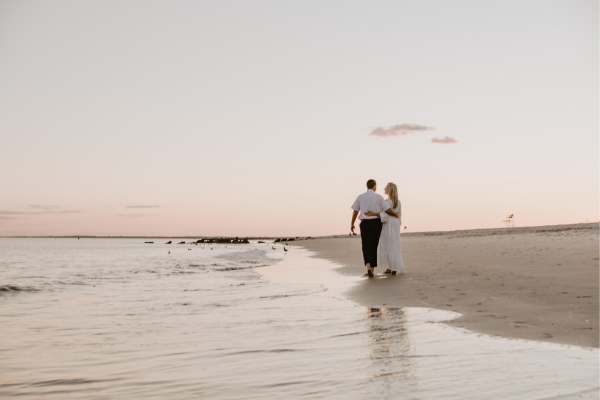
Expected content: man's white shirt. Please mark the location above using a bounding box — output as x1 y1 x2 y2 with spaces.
351 189 390 220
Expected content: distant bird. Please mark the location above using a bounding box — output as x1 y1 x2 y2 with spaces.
188 248 191 251
168 251 170 254
272 246 276 250
284 247 288 252
211 248 213 250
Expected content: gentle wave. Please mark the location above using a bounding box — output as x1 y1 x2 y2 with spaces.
0 284 38 293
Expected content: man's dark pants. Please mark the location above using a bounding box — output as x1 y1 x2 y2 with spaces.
359 218 382 268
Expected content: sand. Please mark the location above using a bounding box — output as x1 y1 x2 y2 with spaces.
297 223 599 348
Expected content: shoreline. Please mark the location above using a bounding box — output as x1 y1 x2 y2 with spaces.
297 222 599 348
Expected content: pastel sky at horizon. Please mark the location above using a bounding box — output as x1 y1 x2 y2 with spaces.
1 0 598 237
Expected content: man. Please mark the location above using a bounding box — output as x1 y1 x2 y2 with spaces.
350 179 399 277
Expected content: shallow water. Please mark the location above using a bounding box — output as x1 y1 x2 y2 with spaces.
0 239 598 399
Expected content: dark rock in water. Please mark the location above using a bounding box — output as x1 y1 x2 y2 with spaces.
165 241 172 244
195 240 202 244
145 242 154 244
196 237 250 244
178 241 185 244
274 238 281 242
257 241 265 243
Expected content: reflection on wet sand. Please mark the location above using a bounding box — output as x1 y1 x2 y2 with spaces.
366 307 416 395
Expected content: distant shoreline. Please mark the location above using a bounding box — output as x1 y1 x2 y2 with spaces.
1 221 597 239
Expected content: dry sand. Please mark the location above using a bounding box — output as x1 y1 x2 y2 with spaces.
297 223 599 348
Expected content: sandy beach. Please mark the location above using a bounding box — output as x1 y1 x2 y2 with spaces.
298 223 599 348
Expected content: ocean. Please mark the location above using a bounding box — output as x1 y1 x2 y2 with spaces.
1 238 598 399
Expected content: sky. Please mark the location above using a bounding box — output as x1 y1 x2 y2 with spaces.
0 0 598 237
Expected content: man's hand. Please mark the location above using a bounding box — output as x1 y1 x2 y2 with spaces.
350 210 359 234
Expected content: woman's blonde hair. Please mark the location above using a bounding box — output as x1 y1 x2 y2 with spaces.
387 182 399 210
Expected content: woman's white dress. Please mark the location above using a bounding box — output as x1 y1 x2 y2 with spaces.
379 198 405 272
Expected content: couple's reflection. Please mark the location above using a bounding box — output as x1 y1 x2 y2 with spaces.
366 307 417 394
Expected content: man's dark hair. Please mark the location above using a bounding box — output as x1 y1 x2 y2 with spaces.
366 179 376 189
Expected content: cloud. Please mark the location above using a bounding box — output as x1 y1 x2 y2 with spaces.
28 204 60 210
0 209 81 216
118 214 145 218
126 205 160 208
431 136 458 145
369 123 434 138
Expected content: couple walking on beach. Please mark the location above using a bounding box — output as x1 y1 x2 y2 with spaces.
351 179 405 277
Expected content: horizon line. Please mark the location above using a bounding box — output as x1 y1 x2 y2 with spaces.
1 221 596 239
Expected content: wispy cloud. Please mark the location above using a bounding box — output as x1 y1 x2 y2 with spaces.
28 204 60 211
431 136 458 145
118 214 145 218
369 123 434 138
126 205 160 208
0 208 81 217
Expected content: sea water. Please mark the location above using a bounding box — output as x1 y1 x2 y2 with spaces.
0 239 597 399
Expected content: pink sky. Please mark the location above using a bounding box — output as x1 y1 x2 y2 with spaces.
1 0 598 236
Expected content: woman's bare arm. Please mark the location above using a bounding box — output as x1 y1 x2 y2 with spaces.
385 209 399 218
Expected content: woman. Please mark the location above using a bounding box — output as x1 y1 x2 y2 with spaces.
365 182 405 275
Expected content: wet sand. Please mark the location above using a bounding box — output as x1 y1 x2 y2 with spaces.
297 223 599 348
